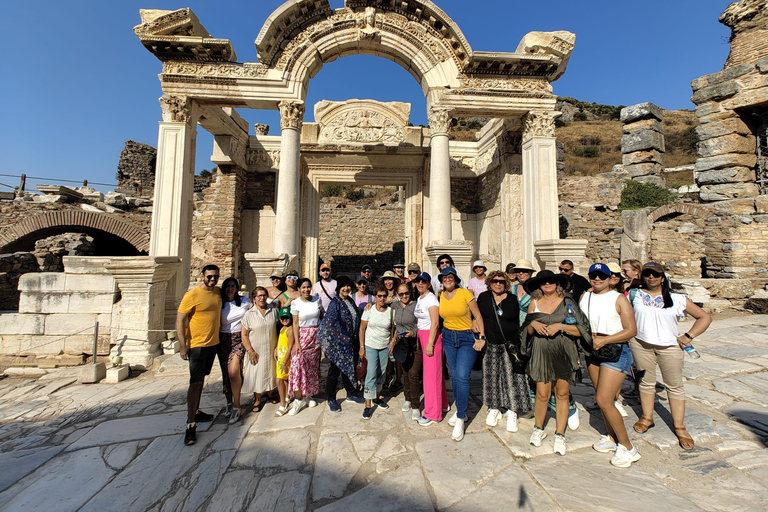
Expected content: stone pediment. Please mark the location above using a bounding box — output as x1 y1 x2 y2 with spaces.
314 99 410 145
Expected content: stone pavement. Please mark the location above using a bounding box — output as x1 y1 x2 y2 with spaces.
0 313 767 512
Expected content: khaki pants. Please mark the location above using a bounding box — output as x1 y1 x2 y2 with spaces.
629 338 685 400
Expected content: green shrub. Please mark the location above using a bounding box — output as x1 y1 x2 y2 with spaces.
345 188 367 201
572 146 600 158
618 180 676 211
555 117 568 128
666 126 698 155
578 136 602 146
320 184 343 197
573 111 588 121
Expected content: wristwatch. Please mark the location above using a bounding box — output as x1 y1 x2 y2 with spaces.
683 333 694 340
477 335 486 340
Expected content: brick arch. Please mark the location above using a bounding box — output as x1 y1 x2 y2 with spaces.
0 210 150 253
647 203 710 224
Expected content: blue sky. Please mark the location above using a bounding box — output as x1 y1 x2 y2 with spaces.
0 0 732 192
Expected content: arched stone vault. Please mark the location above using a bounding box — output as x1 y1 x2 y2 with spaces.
0 211 150 253
647 203 711 224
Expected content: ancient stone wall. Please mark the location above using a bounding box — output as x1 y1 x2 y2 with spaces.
317 199 405 277
450 177 478 214
0 252 38 310
116 140 157 197
620 103 666 188
649 213 707 278
477 165 504 212
244 173 276 210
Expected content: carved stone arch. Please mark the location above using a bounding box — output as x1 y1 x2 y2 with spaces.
647 204 711 224
255 0 472 92
0 211 150 253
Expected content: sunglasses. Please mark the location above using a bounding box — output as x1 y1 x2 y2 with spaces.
558 267 571 272
320 268 330 272
588 272 607 280
255 294 268 298
438 260 450 265
397 292 409 296
490 279 506 284
362 270 372 274
642 271 663 278
542 280 557 286
408 270 419 274
376 294 388 298
204 275 219 280
286 275 298 280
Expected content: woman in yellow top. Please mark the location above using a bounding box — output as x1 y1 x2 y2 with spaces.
438 266 486 442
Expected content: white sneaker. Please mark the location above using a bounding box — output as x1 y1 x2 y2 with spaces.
567 408 580 430
485 408 501 427
529 427 547 447
553 434 567 455
308 398 318 408
505 411 518 432
447 412 458 427
452 417 465 442
418 416 435 427
287 398 306 416
410 408 421 421
610 444 642 468
401 400 411 412
228 407 241 424
614 400 628 418
592 435 617 453
225 403 233 416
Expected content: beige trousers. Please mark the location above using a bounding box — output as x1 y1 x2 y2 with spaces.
629 338 685 400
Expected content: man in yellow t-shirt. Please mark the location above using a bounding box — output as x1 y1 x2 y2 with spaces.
176 264 222 446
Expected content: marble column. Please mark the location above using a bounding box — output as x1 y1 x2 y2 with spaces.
274 101 305 258
150 94 199 327
428 107 454 243
521 110 560 263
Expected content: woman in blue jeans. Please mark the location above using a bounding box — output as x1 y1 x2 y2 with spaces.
437 267 486 442
359 286 394 420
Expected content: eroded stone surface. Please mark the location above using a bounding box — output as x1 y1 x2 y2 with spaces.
312 434 362 501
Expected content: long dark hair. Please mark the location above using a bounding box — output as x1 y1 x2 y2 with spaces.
221 277 242 307
641 271 675 308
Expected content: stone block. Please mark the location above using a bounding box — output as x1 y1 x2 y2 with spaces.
754 214 768 222
758 56 768 73
699 183 760 201
64 274 116 293
697 133 756 158
624 162 661 177
78 362 106 384
105 365 130 383
634 175 666 188
756 195 768 213
695 153 757 172
691 80 740 104
710 198 759 214
746 290 768 314
104 192 127 207
722 85 768 110
62 257 113 274
0 313 45 335
621 129 664 153
622 118 663 134
622 149 663 166
44 314 99 336
19 293 69 314
67 292 116 314
620 102 663 123
697 167 756 185
691 64 754 91
695 117 752 141
32 195 67 204
17 273 65 292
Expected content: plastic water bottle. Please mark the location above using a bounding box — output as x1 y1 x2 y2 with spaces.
564 303 577 325
684 344 701 359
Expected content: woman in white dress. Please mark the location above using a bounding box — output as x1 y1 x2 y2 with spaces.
241 286 279 416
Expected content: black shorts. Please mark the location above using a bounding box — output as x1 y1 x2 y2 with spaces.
189 345 218 384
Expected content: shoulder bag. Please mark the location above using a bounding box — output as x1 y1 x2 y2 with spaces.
491 295 528 373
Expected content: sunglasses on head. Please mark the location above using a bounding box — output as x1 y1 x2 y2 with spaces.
588 272 607 280
642 270 663 278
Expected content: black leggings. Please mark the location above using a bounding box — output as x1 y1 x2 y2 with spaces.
326 361 357 400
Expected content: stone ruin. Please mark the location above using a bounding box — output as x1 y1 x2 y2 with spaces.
620 102 666 189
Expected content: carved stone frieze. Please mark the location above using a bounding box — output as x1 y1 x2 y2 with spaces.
162 61 268 78
254 124 270 136
159 94 190 123
246 149 281 170
476 143 500 170
428 108 454 136
358 6 379 40
522 111 560 140
459 76 553 94
278 101 305 131
450 157 476 173
321 110 405 144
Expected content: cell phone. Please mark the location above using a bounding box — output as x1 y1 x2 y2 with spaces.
397 331 407 337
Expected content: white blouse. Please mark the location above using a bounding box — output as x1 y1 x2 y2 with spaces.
221 297 252 333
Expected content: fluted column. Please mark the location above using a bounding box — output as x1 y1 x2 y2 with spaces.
150 94 199 326
274 101 305 257
428 107 454 242
521 110 560 263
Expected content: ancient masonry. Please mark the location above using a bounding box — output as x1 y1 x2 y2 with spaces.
620 102 666 188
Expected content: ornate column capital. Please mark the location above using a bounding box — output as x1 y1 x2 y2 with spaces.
522 110 560 141
159 94 192 123
278 101 305 131
428 107 454 136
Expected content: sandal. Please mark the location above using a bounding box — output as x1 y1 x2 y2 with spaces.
269 394 279 404
674 426 695 450
274 405 287 417
253 402 264 413
633 416 655 433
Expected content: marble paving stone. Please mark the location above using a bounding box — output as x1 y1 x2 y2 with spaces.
715 439 766 451
681 470 768 512
4 384 39 401
724 402 768 435
684 383 734 409
67 411 217 450
683 363 724 380
312 434 362 501
372 433 407 461
178 449 237 512
0 434 48 452
525 450 700 511
348 433 379 463
103 441 142 470
31 377 77 398
247 471 310 512
233 429 312 471
445 461 560 512
726 450 768 469
210 409 259 453
416 432 513 510
0 445 65 493
315 459 433 512
637 405 719 449
205 470 260 512
0 447 115 512
734 373 768 394
702 345 768 360
250 401 323 433
713 377 768 406
494 412 606 459
322 403 399 433
79 433 218 512
0 399 49 421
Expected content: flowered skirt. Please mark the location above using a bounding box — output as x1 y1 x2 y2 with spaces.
218 332 245 394
483 343 532 413
288 326 321 397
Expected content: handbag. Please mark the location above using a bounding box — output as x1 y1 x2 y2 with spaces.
586 292 622 363
356 355 368 381
491 296 528 373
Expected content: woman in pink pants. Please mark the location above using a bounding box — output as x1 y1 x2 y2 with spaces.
412 272 449 425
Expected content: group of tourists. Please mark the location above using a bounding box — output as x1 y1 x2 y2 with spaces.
175 256 711 468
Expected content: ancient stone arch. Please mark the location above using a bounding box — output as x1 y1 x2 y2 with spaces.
647 203 711 224
0 211 150 253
